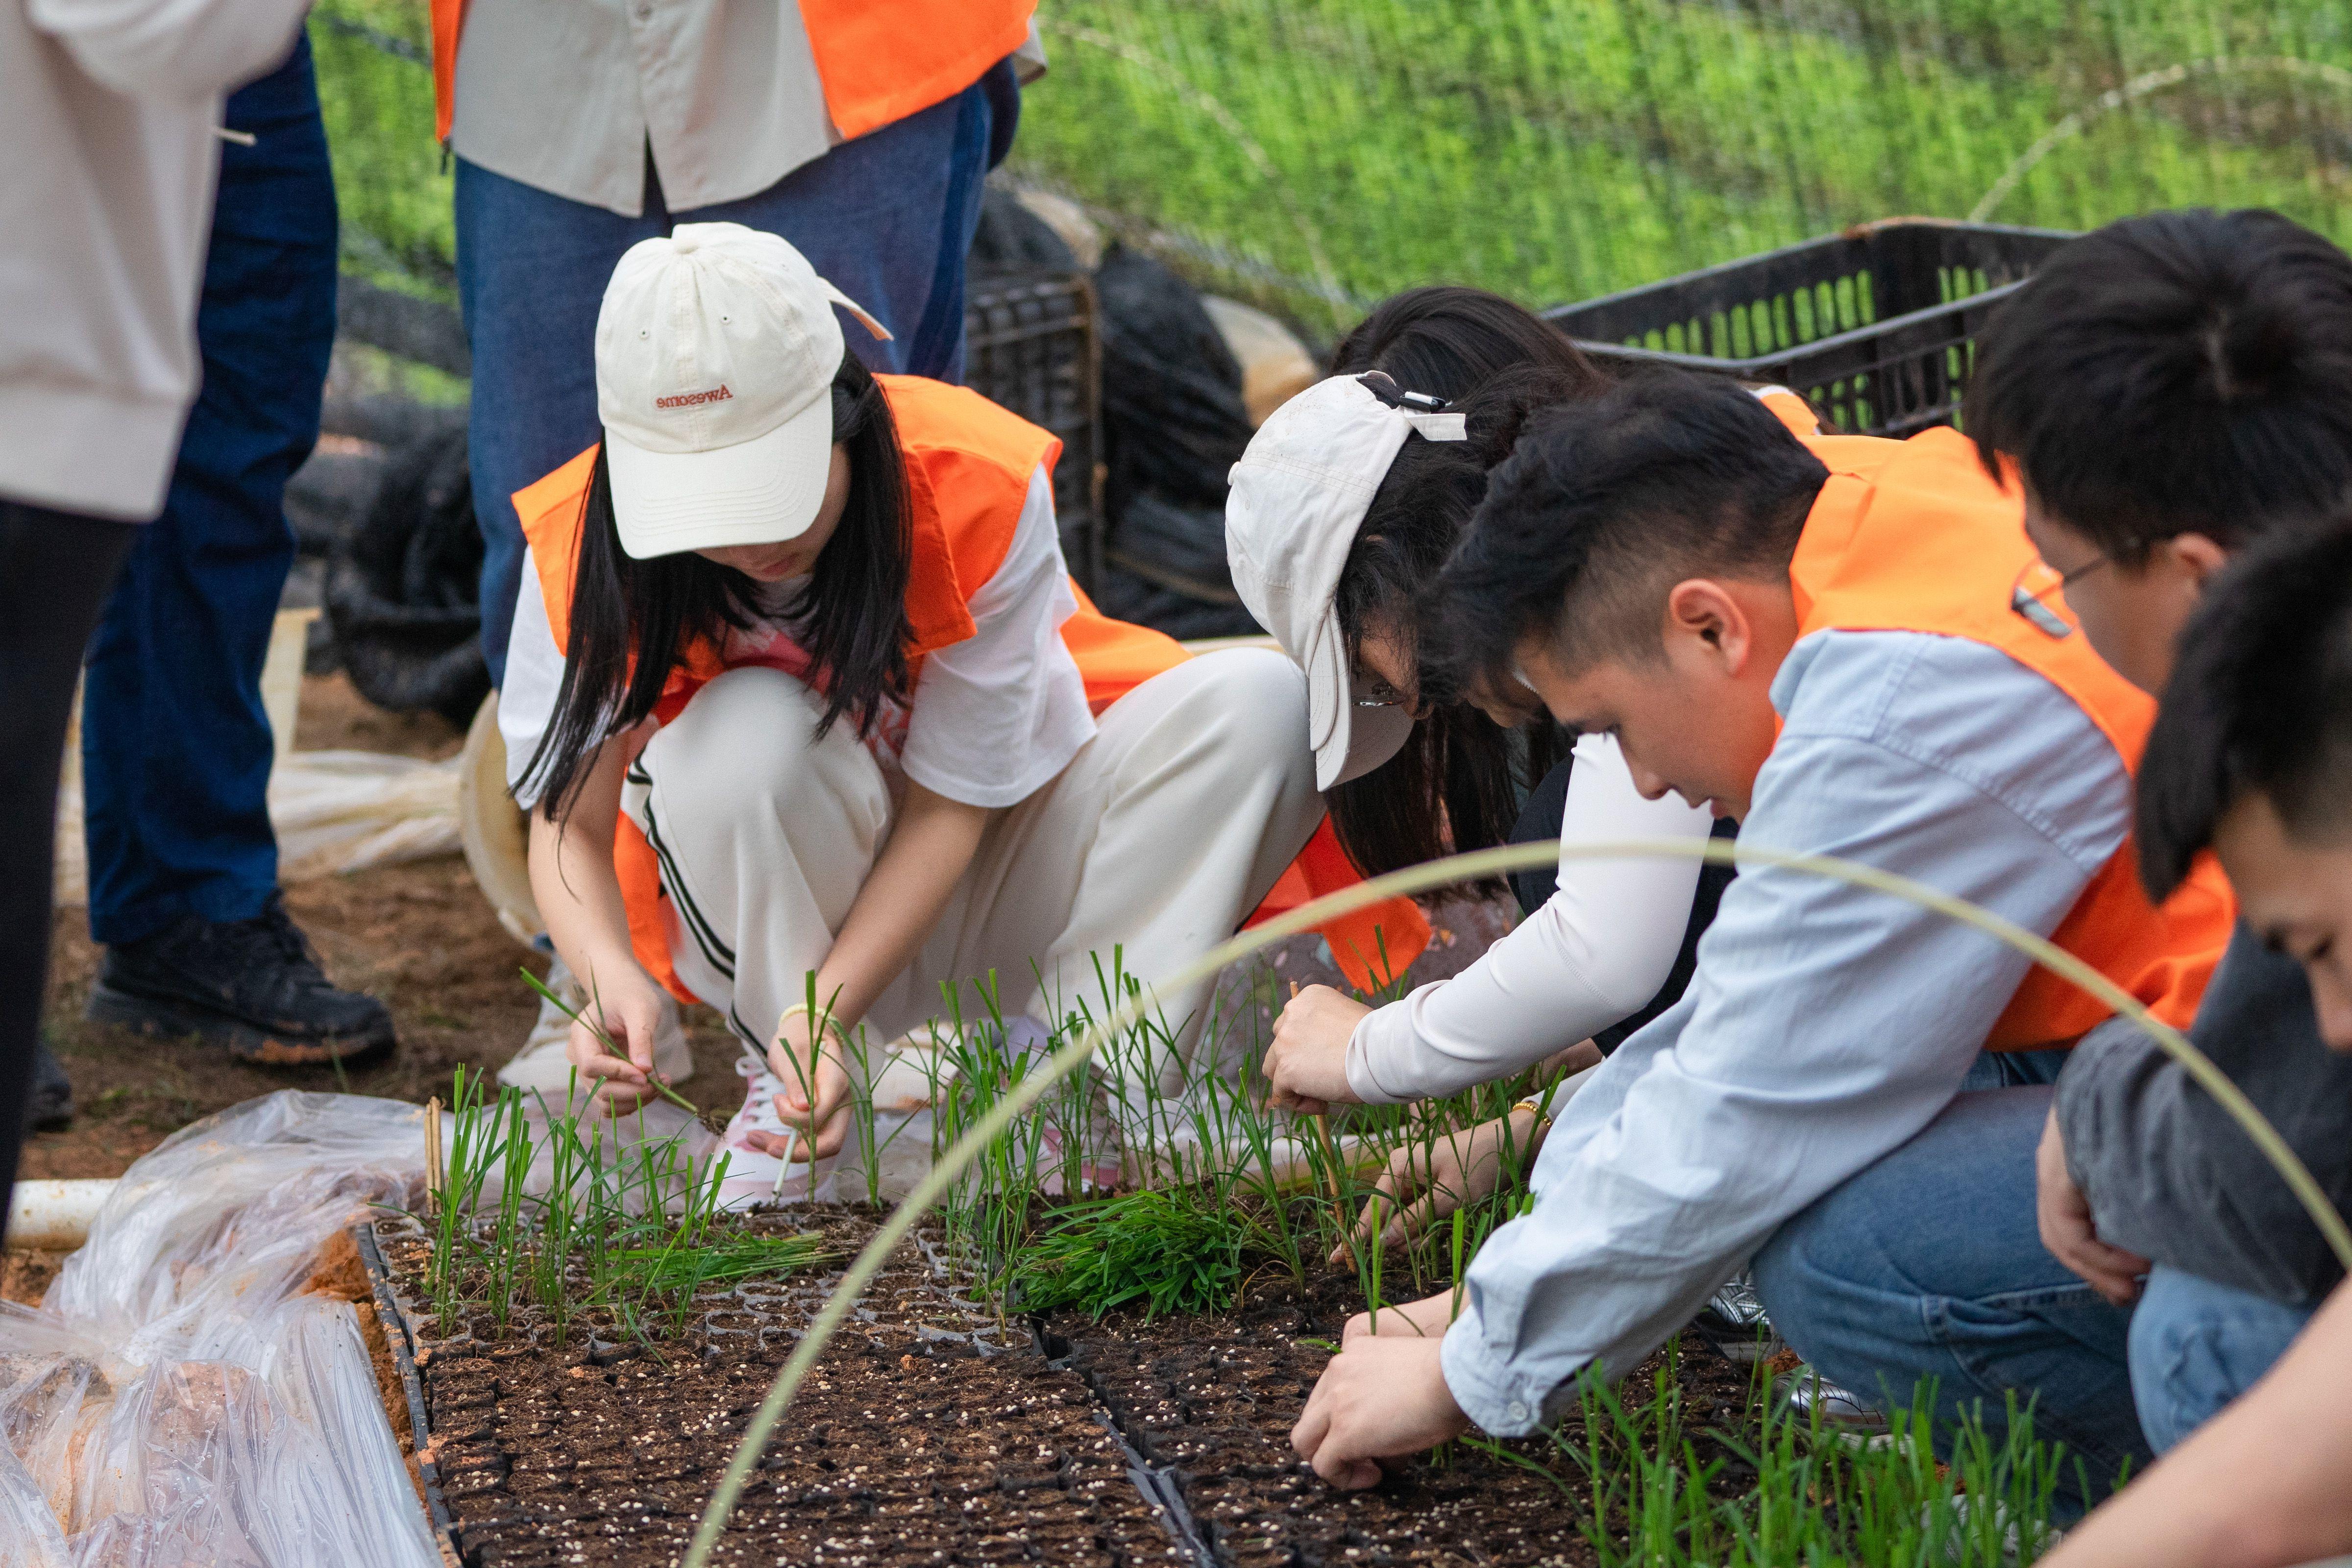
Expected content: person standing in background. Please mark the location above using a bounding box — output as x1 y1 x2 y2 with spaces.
0 0 315 1224
432 0 1035 688
71 28 399 1101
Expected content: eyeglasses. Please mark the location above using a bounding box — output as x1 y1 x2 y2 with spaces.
2008 552 2111 638
1354 675 1410 709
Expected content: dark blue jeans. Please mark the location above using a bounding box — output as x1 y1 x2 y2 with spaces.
80 34 338 947
1752 1068 2150 1514
457 73 1003 684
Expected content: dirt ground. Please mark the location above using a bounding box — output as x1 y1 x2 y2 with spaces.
29 674 746 1184
31 672 1511 1186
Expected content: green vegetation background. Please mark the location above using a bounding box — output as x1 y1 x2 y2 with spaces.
315 0 2352 327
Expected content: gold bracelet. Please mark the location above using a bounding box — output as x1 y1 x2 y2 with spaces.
1510 1097 1553 1133
772 1003 850 1047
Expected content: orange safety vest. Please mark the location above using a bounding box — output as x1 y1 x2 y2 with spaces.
1788 426 2235 1049
513 374 1426 1003
429 0 1034 147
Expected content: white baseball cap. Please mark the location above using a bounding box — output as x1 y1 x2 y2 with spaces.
1225 373 1467 791
594 222 891 560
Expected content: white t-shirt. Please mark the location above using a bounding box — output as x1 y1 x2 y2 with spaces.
503 464 1095 811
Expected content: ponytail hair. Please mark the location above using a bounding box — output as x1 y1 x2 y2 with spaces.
519 353 913 821
1323 366 1594 881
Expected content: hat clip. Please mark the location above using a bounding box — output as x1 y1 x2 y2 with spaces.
1355 372 1467 441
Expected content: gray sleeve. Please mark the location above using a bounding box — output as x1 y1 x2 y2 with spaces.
29 0 312 99
2059 926 2352 1305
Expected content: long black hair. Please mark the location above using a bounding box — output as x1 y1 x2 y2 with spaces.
520 353 913 821
1321 288 1610 879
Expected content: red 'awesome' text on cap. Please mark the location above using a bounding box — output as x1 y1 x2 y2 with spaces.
655 384 734 410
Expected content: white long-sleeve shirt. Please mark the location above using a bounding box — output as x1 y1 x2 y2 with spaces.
2 0 312 519
1344 734 1715 1103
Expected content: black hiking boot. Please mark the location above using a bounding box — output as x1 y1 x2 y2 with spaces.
25 1041 74 1132
85 895 396 1067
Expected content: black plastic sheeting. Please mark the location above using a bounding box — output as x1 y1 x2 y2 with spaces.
323 424 491 728
1092 245 1264 639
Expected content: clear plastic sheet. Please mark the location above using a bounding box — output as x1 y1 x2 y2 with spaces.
0 1092 441 1567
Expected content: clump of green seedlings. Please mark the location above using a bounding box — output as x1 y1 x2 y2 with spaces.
1007 1186 1259 1320
906 945 1556 1323
421 1064 831 1346
1480 1348 2080 1567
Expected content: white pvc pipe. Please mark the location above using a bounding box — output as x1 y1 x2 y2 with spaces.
7 1179 117 1249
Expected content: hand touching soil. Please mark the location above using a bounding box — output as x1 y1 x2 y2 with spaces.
1291 1334 1469 1489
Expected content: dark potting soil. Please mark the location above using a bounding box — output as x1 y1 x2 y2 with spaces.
1044 1269 1758 1568
381 1211 1194 1568
381 1210 1758 1568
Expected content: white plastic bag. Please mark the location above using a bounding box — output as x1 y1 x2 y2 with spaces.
54 750 461 905
0 1092 440 1567
267 751 460 882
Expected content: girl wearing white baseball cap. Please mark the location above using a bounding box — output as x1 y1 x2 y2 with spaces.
496 222 1324 1177
1226 288 1825 1246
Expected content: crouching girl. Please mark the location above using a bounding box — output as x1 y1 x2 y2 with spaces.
500 223 1323 1182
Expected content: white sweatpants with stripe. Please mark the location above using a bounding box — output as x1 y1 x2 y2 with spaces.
621 647 1324 1102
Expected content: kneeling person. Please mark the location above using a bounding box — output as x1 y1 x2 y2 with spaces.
1292 371 2232 1501
502 224 1323 1175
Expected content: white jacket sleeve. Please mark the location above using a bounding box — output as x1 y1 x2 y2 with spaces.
1343 734 1714 1103
30 0 314 101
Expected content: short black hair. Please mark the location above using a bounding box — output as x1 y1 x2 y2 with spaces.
2138 515 2352 899
1432 369 1829 695
1968 209 2352 560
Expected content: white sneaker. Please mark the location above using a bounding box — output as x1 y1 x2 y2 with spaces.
714 1053 812 1209
497 955 694 1100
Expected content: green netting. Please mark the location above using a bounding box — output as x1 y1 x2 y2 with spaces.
313 0 2352 330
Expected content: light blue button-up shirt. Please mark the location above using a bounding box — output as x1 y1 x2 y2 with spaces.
1439 628 2133 1436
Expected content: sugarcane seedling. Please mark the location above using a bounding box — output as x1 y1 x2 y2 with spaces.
520 964 701 1117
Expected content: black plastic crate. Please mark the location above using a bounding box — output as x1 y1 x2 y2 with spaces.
1543 219 2076 438
964 273 1104 590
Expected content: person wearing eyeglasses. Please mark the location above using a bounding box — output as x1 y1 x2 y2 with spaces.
1291 364 2236 1512
2033 518 2352 1568
1963 209 2352 1464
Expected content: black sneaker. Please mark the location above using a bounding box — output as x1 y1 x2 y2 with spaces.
86 895 396 1067
25 1041 73 1131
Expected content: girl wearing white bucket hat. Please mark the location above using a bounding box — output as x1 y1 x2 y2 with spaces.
1228 288 1826 1245
497 222 1324 1178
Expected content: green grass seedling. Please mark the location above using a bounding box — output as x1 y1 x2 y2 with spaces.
520 965 702 1118
1007 1186 1257 1320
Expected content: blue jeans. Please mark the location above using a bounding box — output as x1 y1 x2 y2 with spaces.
1753 1078 2149 1511
2129 1264 2313 1452
457 73 1003 684
80 35 338 946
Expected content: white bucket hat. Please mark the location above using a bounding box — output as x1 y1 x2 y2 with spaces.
1226 373 1467 791
594 222 891 560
